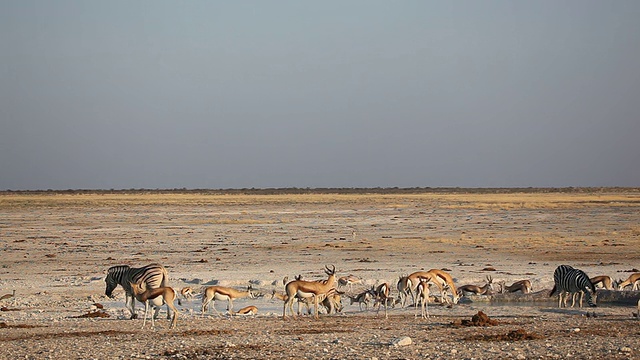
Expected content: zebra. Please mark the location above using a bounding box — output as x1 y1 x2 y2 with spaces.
549 265 597 308
105 263 170 319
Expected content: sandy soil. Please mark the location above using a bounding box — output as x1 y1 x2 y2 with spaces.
1 190 640 359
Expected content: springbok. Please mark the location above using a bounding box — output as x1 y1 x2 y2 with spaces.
347 289 374 311
415 279 430 319
180 287 195 300
129 281 179 329
201 285 259 316
372 283 392 319
234 305 258 316
590 275 613 290
283 265 337 320
499 279 532 294
408 269 460 305
321 288 344 314
617 273 640 291
396 275 412 307
458 276 494 296
337 275 361 291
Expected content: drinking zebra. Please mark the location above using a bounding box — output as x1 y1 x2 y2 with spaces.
105 263 170 319
549 265 597 308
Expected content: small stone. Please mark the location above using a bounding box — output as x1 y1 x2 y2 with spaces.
390 336 412 347
516 354 526 360
620 347 632 353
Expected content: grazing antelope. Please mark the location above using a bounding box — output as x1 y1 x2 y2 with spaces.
372 283 391 319
590 275 613 290
337 275 361 291
396 275 412 307
271 289 287 302
458 276 494 296
129 281 179 329
292 290 340 316
321 289 344 314
415 280 430 319
201 285 258 316
347 289 374 311
617 273 640 291
283 265 337 320
499 279 532 294
234 305 258 316
180 287 195 300
408 269 460 305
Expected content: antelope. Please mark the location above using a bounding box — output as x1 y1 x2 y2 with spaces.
347 289 374 311
372 283 391 319
408 269 460 305
271 289 312 316
271 289 287 302
294 275 342 315
201 285 258 316
180 287 195 300
295 288 343 315
499 279 532 294
396 275 412 307
129 281 179 329
283 265 337 320
590 275 613 290
337 275 361 291
415 279 430 319
321 289 344 314
458 276 494 296
617 273 640 291
234 305 258 316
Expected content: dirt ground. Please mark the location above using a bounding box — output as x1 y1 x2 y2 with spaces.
1 189 640 359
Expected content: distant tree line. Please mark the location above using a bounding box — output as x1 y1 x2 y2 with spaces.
1 187 637 196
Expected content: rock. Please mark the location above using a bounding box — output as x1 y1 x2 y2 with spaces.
619 347 632 353
390 336 412 347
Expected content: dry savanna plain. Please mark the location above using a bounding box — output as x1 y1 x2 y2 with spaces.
1 189 640 359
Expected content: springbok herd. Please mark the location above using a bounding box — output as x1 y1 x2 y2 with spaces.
106 263 640 329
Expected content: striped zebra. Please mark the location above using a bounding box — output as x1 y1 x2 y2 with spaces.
105 263 170 319
549 265 597 308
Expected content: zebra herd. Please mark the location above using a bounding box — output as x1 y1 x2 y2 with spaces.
105 263 637 329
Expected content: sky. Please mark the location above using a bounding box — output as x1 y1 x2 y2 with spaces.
1 1 639 190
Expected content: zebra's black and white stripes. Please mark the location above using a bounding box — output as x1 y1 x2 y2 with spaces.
549 265 597 307
105 263 169 318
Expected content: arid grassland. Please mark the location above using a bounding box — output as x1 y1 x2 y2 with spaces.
1 189 639 359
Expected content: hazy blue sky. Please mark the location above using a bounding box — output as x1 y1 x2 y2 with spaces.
2 1 639 190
